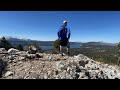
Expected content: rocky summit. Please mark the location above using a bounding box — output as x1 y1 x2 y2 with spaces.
0 48 120 79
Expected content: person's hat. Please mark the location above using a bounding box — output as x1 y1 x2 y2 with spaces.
63 20 67 24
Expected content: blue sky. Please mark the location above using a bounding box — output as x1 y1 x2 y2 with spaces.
0 11 120 43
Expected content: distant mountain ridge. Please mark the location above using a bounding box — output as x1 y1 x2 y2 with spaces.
0 36 31 41
83 41 118 46
0 36 118 47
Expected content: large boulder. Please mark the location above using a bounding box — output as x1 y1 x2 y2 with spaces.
8 48 20 54
28 45 37 54
0 48 8 54
0 48 6 52
4 71 13 77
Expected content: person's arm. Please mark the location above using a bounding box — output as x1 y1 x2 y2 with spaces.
57 28 61 39
67 28 71 40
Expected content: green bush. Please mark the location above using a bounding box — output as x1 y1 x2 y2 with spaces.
53 39 60 51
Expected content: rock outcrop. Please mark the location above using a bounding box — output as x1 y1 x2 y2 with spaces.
0 48 8 54
0 48 120 79
8 48 20 55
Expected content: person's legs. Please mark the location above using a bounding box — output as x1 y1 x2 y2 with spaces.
59 40 64 56
66 41 70 55
60 45 63 55
60 40 70 56
67 47 69 55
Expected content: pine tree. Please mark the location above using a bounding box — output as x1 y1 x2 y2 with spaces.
117 42 120 56
16 44 23 51
0 36 12 50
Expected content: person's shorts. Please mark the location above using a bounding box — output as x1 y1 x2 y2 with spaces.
60 40 70 48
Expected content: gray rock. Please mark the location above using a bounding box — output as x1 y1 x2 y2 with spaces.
0 48 6 51
81 76 89 79
19 56 26 61
62 53 66 56
8 56 14 60
8 60 12 63
79 72 85 78
48 56 52 60
4 71 13 77
74 73 80 79
44 74 48 79
26 54 36 59
36 54 43 58
8 48 20 54
116 73 120 79
13 60 17 63
0 48 7 52
79 60 88 67
28 45 37 54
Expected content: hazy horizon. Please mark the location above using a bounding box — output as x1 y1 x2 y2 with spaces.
0 11 120 43
0 35 119 43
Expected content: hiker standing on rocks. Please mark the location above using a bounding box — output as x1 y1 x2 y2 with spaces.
57 20 71 56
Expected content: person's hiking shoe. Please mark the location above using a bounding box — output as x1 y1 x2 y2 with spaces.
67 52 69 56
60 53 64 56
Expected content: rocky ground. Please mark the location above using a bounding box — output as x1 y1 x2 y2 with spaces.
0 48 120 79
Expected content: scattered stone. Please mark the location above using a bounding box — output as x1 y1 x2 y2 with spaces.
8 56 14 60
4 71 13 77
49 56 52 60
1 49 120 79
76 66 81 72
25 54 37 59
79 60 87 67
36 54 43 58
19 56 26 61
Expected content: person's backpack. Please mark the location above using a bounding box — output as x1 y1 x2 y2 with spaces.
60 26 67 39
